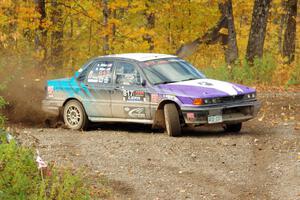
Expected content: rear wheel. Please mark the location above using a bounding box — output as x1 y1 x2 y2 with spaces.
164 104 181 137
63 100 89 130
223 122 242 133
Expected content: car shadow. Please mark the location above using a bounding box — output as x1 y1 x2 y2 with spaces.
181 125 246 138
88 122 248 138
88 122 158 134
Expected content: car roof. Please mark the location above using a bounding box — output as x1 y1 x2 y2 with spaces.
100 53 177 62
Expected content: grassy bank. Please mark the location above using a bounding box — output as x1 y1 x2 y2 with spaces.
0 133 113 200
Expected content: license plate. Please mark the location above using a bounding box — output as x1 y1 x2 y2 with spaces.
208 115 223 124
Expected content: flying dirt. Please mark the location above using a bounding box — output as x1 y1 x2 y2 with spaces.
0 67 49 126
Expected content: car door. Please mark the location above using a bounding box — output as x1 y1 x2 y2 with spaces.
83 60 114 117
111 61 151 119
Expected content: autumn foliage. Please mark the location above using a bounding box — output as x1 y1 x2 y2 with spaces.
0 0 299 86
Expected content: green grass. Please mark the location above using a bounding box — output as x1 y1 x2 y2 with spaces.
287 62 300 86
0 136 100 200
0 96 6 128
201 54 280 86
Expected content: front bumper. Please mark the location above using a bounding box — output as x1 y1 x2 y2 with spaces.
181 100 260 125
42 99 64 116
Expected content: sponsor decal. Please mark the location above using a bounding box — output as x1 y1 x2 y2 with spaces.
198 81 213 86
151 94 160 103
142 59 180 67
123 90 146 102
124 107 146 118
186 112 195 121
87 62 112 83
47 86 54 98
164 94 177 101
134 91 145 97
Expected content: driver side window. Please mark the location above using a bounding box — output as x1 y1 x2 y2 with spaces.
115 62 141 86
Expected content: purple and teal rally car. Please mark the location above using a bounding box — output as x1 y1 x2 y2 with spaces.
42 53 260 136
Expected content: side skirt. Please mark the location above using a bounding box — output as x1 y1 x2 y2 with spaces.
88 117 153 124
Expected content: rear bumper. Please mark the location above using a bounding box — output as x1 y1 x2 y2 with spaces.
42 99 64 116
181 100 260 125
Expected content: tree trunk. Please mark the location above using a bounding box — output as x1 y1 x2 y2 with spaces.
144 0 155 51
111 9 117 53
282 0 298 63
6 0 18 49
50 0 64 70
102 0 109 54
34 0 47 69
246 0 272 62
219 0 239 64
278 0 287 54
176 0 238 64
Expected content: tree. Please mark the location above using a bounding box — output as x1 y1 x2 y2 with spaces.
102 0 109 54
219 0 238 64
246 0 272 62
50 0 64 69
143 0 155 51
34 0 47 69
281 0 298 63
176 0 238 64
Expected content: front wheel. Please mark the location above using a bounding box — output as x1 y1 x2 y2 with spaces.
223 122 242 133
63 100 89 130
164 104 181 137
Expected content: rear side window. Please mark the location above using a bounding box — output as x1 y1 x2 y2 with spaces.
87 61 113 85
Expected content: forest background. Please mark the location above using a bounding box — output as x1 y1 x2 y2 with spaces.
0 0 300 86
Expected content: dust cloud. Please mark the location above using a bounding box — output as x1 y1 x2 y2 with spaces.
0 67 52 126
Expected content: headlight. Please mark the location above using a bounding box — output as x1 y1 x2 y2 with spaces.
245 92 256 99
203 98 220 104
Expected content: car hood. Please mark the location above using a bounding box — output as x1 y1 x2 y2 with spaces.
154 78 255 98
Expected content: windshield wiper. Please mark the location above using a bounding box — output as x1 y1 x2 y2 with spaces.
154 80 177 85
180 77 199 82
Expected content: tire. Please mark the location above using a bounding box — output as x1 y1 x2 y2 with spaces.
223 122 242 133
164 104 181 137
63 100 89 130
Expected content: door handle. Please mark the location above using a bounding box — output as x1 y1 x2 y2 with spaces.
114 86 123 91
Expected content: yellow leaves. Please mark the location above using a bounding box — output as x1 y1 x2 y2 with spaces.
87 9 99 20
0 33 8 48
271 58 295 85
109 18 121 26
109 0 128 10
162 3 171 10
219 28 228 35
0 33 7 43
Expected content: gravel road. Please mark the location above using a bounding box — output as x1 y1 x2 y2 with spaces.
14 92 300 200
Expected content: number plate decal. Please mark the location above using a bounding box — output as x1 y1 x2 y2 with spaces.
207 115 223 124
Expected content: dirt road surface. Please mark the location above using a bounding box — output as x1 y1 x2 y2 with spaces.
13 92 300 200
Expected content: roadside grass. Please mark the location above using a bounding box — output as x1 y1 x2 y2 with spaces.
199 54 300 87
0 135 113 200
287 62 300 86
0 96 6 128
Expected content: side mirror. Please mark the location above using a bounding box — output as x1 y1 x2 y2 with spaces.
141 79 147 87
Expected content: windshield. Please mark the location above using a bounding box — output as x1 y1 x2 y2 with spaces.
140 58 205 85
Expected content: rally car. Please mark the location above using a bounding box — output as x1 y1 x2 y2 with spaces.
42 53 260 136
